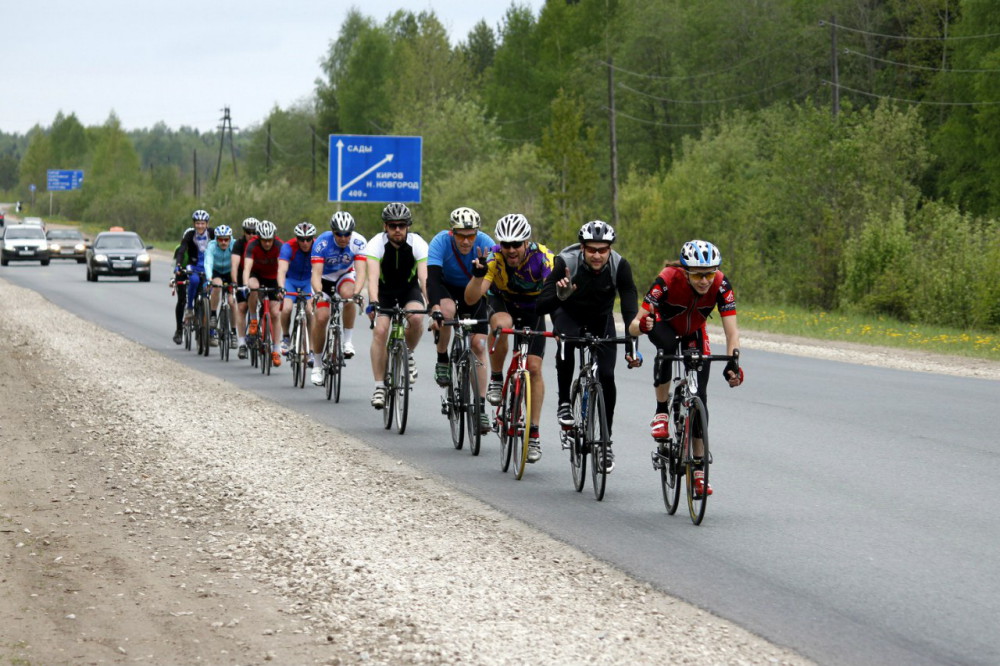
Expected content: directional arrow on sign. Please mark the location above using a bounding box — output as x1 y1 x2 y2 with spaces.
336 140 394 200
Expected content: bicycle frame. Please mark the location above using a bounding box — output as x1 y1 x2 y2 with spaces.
438 316 489 455
372 305 429 435
285 291 312 388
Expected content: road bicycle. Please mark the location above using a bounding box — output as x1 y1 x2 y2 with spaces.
249 287 280 376
190 273 211 358
211 283 236 362
285 291 313 388
319 293 364 402
173 276 193 351
435 315 490 456
372 305 428 434
490 327 555 480
651 345 739 525
557 332 633 501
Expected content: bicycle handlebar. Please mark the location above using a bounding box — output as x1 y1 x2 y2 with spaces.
489 326 556 354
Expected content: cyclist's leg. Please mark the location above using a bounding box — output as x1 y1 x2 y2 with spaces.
461 296 490 400
402 283 425 352
693 327 711 460
235 283 249 348
187 271 200 311
487 298 511 376
312 280 334 357
174 282 186 331
434 296 457 385
337 272 359 350
247 277 261 332
209 276 223 313
370 293 395 383
550 310 580 407
594 315 619 435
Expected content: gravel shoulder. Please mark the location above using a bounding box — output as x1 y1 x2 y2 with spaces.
0 279 815 664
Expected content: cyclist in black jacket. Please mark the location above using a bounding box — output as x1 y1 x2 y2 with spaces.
536 220 642 472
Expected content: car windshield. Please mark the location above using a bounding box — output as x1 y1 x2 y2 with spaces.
4 228 45 240
95 235 143 250
47 230 83 240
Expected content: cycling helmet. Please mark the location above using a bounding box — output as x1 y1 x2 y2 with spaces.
450 206 481 230
330 211 356 234
294 221 317 239
494 214 531 242
255 220 277 240
242 217 259 234
214 224 232 238
192 209 210 222
578 220 616 244
680 240 721 269
381 202 412 224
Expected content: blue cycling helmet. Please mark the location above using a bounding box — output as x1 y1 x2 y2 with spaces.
680 240 721 269
214 224 232 238
192 209 210 222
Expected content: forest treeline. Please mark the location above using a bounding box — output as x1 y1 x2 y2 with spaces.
2 0 1000 329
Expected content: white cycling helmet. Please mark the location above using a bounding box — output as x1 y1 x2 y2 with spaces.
214 224 232 238
242 217 259 234
680 240 721 269
450 206 481 230
294 221 317 239
192 209 210 222
494 214 531 242
255 220 277 240
579 220 615 244
330 211 356 234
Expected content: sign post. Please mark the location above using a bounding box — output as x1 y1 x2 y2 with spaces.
328 135 422 204
47 170 85 215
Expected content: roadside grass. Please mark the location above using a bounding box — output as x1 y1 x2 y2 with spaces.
739 304 1000 361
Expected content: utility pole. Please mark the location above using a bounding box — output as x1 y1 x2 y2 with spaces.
266 123 271 173
831 15 840 119
215 106 239 184
310 124 317 194
608 58 619 227
193 149 199 198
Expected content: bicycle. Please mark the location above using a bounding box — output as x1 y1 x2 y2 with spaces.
371 304 428 434
172 276 192 351
557 333 633 501
190 273 211 358
249 287 280 376
212 283 236 362
319 294 364 402
651 346 739 525
436 315 490 456
490 327 555 480
285 291 313 388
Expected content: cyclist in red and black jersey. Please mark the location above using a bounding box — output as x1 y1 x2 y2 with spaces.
628 240 744 496
243 220 284 368
231 217 258 359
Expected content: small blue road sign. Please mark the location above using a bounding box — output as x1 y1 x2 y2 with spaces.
329 135 422 204
47 170 84 191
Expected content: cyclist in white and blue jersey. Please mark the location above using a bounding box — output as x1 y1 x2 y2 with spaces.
204 224 235 346
427 207 495 432
277 222 318 357
310 211 368 385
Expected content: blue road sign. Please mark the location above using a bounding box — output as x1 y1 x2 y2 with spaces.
329 135 421 204
47 170 84 191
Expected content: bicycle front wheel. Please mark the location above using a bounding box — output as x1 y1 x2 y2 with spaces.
568 380 586 492
464 359 482 457
325 327 341 402
659 436 681 515
587 385 610 501
498 377 513 473
393 344 410 434
449 358 464 450
261 314 272 376
200 299 211 357
218 307 230 362
382 344 396 430
685 396 710 525
290 320 302 387
183 318 192 351
510 373 531 480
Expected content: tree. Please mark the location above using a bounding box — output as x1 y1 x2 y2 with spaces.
337 24 394 133
461 20 496 80
49 112 88 168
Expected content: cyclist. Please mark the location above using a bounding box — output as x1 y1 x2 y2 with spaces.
179 209 215 324
242 219 285 368
310 211 368 386
204 224 236 347
277 222 318 361
365 202 429 410
537 220 642 473
231 217 258 359
464 213 554 463
170 227 193 345
627 239 744 497
427 206 495 433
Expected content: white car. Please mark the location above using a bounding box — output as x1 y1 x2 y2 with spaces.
1 224 50 266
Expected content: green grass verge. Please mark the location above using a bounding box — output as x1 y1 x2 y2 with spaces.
739 303 1000 361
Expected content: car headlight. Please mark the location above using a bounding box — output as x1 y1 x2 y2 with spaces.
137 253 151 264
39 243 49 251
49 243 62 252
94 253 108 263
74 243 86 252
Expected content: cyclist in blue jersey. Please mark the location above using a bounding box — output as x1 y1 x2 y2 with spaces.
427 206 495 432
310 211 367 386
179 210 215 321
204 224 235 346
277 222 318 359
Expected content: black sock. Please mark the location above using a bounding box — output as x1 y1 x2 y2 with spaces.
437 352 448 363
657 401 670 414
491 372 502 382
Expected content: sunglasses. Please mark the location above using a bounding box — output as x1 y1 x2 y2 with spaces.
500 241 523 249
334 232 352 238
386 222 408 230
453 233 477 241
217 237 231 242
583 245 610 255
687 269 717 281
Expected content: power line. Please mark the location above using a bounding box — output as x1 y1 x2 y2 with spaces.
822 80 1000 106
618 73 810 105
604 108 707 128
820 19 1000 41
843 48 1000 73
598 43 821 82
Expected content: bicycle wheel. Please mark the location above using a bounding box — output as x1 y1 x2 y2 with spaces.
290 319 302 387
261 312 272 376
393 344 410 435
448 355 464 450
183 316 192 351
588 385 610 501
324 327 341 402
498 376 513 473
464 358 482 456
194 300 205 355
568 379 587 493
383 344 396 430
510 373 531 480
200 298 211 357
297 315 309 388
218 307 230 362
658 434 681 515
685 396 710 525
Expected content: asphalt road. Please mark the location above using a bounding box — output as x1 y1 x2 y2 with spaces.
4 256 999 666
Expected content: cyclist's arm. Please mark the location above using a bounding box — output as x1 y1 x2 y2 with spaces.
426 265 447 309
277 258 289 289
242 256 255 286
310 261 324 297
722 313 741 357
416 259 429 305
204 242 215 278
535 255 567 316
231 251 242 285
366 256 381 306
616 258 640 326
353 256 367 298
464 274 491 306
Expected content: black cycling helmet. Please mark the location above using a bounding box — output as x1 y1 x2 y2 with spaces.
578 220 616 244
381 202 412 225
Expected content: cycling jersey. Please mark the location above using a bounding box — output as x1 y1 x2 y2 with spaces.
278 238 313 282
203 239 232 279
537 248 639 325
641 265 736 335
311 230 367 281
244 237 283 281
427 229 495 288
180 227 214 271
366 231 428 287
484 242 554 311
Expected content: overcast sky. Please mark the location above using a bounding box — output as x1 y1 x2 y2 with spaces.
3 0 544 135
